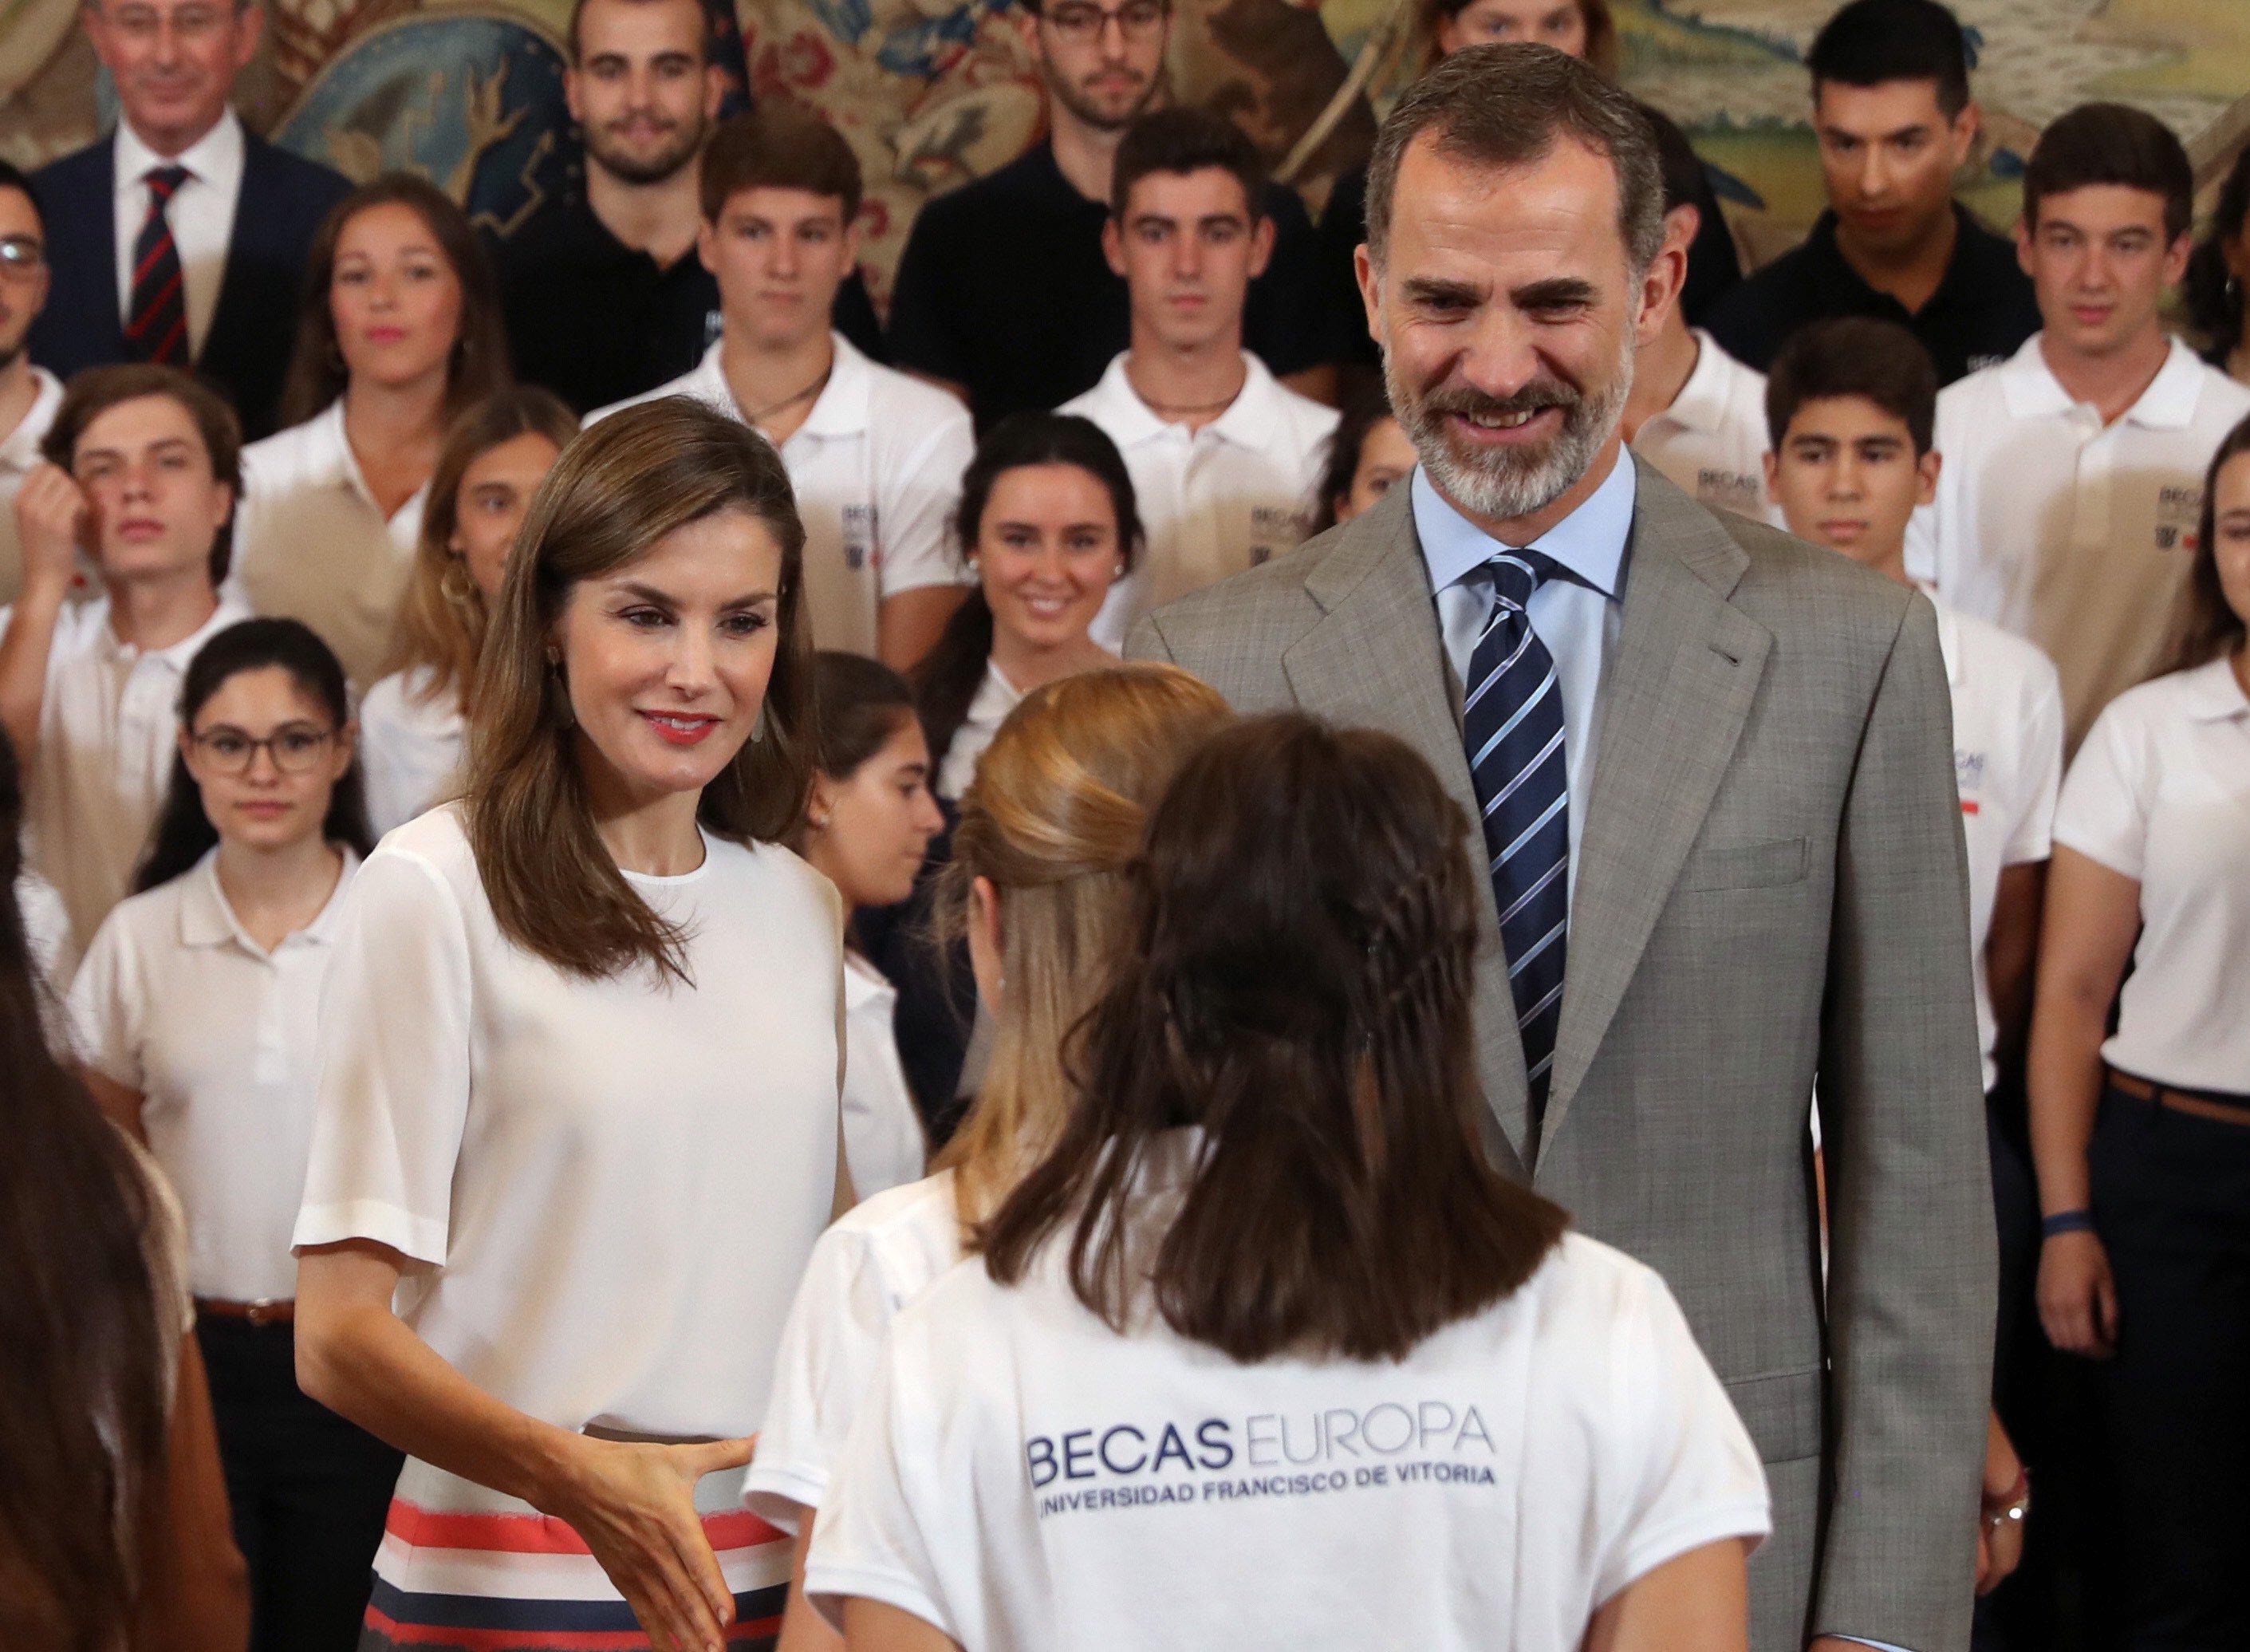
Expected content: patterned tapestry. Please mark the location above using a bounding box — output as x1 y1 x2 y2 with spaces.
2 0 2247 306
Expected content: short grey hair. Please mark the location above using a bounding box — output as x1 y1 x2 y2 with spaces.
1364 43 1665 274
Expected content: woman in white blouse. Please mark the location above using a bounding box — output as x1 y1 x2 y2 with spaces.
73 615 394 1650
231 175 511 689
2029 416 2250 1642
749 664 1230 1650
359 387 576 834
807 715 1769 1652
292 400 845 1652
794 651 945 1201
911 414 1142 802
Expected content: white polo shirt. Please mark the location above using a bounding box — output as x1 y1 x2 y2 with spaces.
807 1189 1769 1651
589 333 975 657
1906 335 2250 750
229 399 428 691
2052 656 2250 1094
933 660 1024 802
842 953 928 1201
71 849 358 1303
747 1169 964 1532
1629 331 1777 526
0 366 65 604
1936 603 2065 1092
1063 352 1338 649
357 664 466 837
14 590 252 953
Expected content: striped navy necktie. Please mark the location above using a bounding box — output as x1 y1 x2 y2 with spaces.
125 164 191 365
1463 549 1570 1119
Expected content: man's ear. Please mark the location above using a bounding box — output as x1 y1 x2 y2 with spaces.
233 2 266 70
1948 100 1980 172
1246 214 1276 281
1354 242 1381 353
698 217 719 277
1916 445 1942 509
703 63 725 120
1101 215 1126 279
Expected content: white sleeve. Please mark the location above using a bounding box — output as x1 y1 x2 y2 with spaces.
744 1223 896 1532
2002 653 2065 867
66 909 141 1090
290 844 475 1264
1592 1270 1772 1606
874 399 977 599
2051 698 2149 881
805 1312 960 1641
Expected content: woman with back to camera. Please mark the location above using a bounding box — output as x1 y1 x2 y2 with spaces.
2028 415 2250 1642
359 388 578 834
794 650 948 1201
912 414 1143 803
291 400 847 1651
232 175 512 689
809 714 1770 1652
0 723 250 1652
750 664 1231 1652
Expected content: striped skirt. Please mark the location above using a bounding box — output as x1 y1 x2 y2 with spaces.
359 1470 789 1650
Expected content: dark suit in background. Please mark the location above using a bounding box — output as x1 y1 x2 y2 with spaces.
29 129 351 440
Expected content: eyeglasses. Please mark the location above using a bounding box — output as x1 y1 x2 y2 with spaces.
0 238 44 280
1044 0 1168 43
191 727 336 775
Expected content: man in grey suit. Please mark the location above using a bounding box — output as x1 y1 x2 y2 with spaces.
1129 46 1994 1652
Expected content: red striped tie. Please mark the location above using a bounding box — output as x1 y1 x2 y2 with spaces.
124 164 191 365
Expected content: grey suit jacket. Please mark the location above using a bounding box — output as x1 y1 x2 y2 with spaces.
1128 458 1996 1652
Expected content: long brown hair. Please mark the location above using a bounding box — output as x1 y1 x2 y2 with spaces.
384 388 580 705
1416 0 1618 75
983 714 1567 1363
278 174 511 431
935 665 1231 1226
463 399 816 983
2169 411 2250 673
0 727 172 1650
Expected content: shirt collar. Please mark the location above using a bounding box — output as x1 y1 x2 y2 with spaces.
2179 655 2250 723
115 106 244 197
1929 594 1966 689
1409 445 1633 601
1081 350 1289 452
302 399 431 526
798 333 875 440
95 589 252 669
0 368 62 476
1657 331 1740 435
1999 333 2209 429
179 846 361 952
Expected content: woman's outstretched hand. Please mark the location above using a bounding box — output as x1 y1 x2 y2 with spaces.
547 1433 759 1652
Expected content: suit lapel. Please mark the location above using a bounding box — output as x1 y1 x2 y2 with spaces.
1280 490 1535 1166
202 133 272 369
1542 462 1772 1145
93 137 125 353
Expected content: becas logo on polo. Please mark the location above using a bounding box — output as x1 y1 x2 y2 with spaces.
2156 485 2201 553
842 504 878 571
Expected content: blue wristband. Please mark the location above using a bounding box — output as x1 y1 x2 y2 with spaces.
2042 1209 2096 1238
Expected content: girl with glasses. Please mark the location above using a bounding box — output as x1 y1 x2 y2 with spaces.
69 616 396 1651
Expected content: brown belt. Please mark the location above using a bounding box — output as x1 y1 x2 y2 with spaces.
195 1296 294 1326
2109 1070 2250 1126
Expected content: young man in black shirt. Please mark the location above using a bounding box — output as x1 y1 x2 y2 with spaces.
498 0 882 412
1705 0 2038 385
884 0 1349 428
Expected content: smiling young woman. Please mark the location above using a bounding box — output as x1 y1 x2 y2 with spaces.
290 398 847 1652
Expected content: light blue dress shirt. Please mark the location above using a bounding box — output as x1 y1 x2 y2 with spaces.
1413 454 1914 1652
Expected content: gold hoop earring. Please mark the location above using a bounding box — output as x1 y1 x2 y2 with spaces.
439 557 476 608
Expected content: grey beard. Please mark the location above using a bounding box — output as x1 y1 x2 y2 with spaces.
1385 338 1633 523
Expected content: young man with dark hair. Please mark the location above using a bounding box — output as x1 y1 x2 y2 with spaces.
1907 101 2250 750
0 363 251 956
1625 102 1775 522
884 0 1350 428
589 108 972 669
27 0 351 439
1706 0 2037 384
0 161 65 605
498 0 885 414
1061 108 1338 646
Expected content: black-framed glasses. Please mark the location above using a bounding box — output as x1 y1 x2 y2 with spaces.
191 727 335 775
1045 0 1168 42
0 237 44 280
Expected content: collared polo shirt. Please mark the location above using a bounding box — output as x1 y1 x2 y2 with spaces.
1063 350 1338 649
589 332 975 657
0 365 65 603
1706 206 2039 385
71 848 360 1302
229 398 429 690
17 590 252 952
112 110 246 363
1629 331 1777 526
1907 334 2250 749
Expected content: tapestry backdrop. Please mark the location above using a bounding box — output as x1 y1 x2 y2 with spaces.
2 0 2246 309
